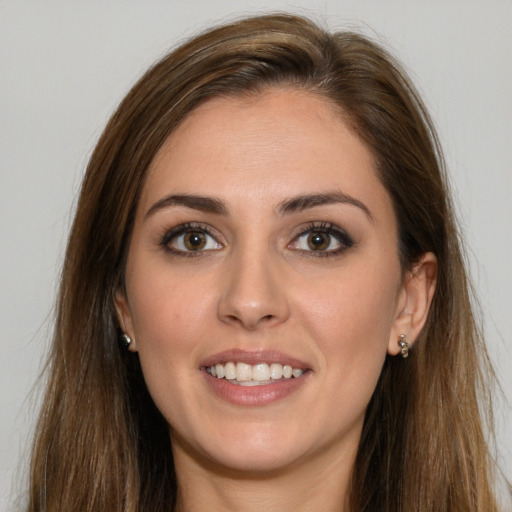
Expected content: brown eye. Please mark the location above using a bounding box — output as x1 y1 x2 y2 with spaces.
288 223 354 256
184 231 207 251
161 224 222 254
307 231 330 251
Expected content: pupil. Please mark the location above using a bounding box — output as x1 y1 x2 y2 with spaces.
308 232 328 250
185 232 205 250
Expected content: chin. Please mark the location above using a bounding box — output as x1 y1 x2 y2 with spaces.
206 444 304 476
173 420 309 475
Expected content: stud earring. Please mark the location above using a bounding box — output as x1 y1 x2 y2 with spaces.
120 333 132 349
398 334 409 358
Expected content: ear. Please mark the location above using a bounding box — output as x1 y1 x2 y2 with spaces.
387 252 437 356
114 288 137 352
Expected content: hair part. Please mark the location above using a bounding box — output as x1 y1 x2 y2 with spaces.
27 13 505 511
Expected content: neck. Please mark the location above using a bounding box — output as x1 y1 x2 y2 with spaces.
171 436 357 512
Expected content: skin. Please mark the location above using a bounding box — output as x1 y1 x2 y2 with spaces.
116 88 437 511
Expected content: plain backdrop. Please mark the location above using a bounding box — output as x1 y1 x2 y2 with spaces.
1 1 511 509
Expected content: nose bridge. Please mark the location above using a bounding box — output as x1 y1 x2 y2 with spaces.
217 238 290 330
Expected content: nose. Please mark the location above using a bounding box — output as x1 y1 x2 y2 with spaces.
216 249 290 330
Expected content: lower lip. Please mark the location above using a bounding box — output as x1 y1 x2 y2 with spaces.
202 371 310 406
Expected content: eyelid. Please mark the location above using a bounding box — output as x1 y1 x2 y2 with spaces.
157 220 354 258
288 221 355 255
159 222 223 255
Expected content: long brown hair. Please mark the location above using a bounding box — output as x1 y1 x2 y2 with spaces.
27 13 506 511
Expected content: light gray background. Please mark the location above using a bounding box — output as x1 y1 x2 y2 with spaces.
1 1 511 509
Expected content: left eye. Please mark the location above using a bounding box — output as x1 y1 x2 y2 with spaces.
289 225 353 253
166 229 222 252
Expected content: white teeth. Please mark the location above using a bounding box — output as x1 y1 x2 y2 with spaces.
224 362 236 380
236 362 252 381
252 363 270 381
215 363 224 379
239 380 271 386
207 361 306 383
270 363 283 379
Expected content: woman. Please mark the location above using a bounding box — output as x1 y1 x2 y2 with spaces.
27 13 507 511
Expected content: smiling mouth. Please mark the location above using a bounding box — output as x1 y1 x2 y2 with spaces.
204 362 307 386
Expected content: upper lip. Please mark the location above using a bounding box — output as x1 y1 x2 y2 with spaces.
199 348 310 369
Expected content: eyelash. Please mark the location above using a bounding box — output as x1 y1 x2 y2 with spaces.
158 221 354 258
289 221 355 257
159 222 221 258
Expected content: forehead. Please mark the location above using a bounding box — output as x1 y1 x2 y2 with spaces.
140 88 391 220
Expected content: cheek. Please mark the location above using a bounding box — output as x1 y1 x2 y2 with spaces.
130 277 213 352
297 257 400 373
126 272 218 425
125 259 218 387
302 270 398 423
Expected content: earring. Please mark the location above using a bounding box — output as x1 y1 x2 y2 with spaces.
398 334 409 358
120 333 132 349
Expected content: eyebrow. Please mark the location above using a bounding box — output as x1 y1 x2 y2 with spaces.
145 194 228 219
277 191 374 222
144 191 373 222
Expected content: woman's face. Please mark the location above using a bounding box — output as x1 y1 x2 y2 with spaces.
117 88 412 474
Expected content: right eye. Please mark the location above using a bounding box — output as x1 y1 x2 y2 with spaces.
161 223 223 254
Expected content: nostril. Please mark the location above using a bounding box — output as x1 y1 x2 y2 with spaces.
216 275 290 329
223 312 276 330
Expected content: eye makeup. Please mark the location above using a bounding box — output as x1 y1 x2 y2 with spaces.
288 221 355 258
157 219 355 260
158 221 223 257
